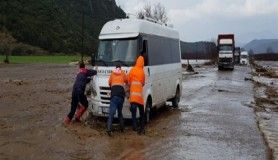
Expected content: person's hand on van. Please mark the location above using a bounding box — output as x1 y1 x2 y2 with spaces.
95 65 98 71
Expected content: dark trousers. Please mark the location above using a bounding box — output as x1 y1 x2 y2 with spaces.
67 91 88 120
107 96 124 131
130 103 144 131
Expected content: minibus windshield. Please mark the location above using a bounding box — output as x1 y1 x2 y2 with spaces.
95 38 138 66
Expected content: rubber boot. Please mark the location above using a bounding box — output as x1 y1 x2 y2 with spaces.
106 130 112 137
132 122 138 132
74 105 81 122
119 117 124 132
137 114 145 135
74 105 86 122
63 116 71 125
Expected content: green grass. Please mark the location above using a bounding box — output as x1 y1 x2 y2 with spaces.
0 55 84 64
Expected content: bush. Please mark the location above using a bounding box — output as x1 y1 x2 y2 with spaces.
10 43 49 56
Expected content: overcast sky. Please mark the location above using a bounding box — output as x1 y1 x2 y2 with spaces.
115 0 278 46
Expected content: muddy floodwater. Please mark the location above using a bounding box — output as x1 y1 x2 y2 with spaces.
0 64 270 159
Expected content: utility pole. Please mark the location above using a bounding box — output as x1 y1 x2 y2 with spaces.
81 0 85 62
4 0 10 64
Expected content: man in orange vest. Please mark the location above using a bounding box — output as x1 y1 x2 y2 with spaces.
107 64 128 136
128 55 145 135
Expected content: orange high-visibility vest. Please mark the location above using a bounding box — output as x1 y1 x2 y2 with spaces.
128 56 145 105
109 70 127 87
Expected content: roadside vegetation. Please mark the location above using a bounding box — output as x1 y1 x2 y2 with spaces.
0 55 82 64
0 29 84 64
0 0 125 54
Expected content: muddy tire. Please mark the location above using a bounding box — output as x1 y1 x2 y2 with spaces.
172 87 180 108
145 98 152 123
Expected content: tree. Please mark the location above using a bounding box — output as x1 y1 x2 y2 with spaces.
153 3 168 23
0 29 16 63
137 3 152 19
137 3 169 24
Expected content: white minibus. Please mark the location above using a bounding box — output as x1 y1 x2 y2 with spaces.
89 18 182 122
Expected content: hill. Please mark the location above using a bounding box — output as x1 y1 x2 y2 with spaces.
243 39 278 54
0 0 126 55
180 41 217 60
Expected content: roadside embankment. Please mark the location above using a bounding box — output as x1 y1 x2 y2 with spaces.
250 60 278 159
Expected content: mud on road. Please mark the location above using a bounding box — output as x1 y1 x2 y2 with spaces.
0 64 270 159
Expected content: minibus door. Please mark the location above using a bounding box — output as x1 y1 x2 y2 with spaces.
141 38 161 106
141 39 153 104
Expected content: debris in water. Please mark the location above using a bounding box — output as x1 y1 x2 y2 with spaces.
257 112 271 120
186 64 194 72
244 77 253 81
178 107 190 112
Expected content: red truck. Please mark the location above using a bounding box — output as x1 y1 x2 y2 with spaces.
217 34 235 70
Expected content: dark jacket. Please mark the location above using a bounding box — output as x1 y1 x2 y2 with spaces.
73 68 97 94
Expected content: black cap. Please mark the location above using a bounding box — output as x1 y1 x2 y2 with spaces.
79 61 85 68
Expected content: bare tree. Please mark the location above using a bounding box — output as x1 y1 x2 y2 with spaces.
137 3 169 24
137 3 152 19
153 3 168 23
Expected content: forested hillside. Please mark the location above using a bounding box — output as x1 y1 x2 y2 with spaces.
244 39 278 54
180 41 217 60
0 0 126 54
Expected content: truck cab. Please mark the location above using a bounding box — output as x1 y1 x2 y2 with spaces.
240 51 248 65
234 47 241 64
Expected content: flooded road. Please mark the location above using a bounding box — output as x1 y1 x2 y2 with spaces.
0 64 269 159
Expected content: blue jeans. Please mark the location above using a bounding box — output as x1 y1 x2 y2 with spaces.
107 96 124 131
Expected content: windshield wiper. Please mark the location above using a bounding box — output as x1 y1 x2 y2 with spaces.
96 59 108 66
112 60 128 66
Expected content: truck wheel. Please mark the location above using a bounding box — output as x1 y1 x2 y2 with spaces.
145 98 152 123
218 66 222 70
172 87 180 108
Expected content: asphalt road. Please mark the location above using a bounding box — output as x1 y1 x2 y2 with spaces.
172 65 269 160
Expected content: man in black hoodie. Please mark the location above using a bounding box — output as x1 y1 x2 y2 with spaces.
64 61 97 125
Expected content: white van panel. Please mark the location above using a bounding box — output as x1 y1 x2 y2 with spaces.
100 19 179 40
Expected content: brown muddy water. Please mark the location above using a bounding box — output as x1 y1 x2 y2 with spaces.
0 64 269 160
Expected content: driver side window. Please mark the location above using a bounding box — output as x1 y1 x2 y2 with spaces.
142 40 149 66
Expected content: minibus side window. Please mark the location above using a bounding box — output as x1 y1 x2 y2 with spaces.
142 40 149 66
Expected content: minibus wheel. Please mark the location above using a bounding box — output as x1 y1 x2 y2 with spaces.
172 86 180 108
145 97 152 123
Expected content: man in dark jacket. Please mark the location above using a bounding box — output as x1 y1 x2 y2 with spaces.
64 62 97 125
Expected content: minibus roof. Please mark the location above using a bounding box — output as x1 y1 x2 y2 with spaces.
99 18 179 40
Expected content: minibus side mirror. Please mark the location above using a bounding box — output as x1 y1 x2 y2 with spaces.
138 36 143 53
141 40 149 65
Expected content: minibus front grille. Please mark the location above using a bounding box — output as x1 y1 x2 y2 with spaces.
99 86 111 104
101 96 110 101
100 86 110 90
